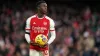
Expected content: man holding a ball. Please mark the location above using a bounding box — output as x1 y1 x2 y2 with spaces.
25 0 56 56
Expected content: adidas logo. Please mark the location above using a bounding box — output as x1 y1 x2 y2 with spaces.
33 22 36 24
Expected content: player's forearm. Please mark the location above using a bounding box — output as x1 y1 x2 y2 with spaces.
47 30 56 44
25 33 30 43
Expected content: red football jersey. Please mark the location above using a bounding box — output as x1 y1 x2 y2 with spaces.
25 14 55 51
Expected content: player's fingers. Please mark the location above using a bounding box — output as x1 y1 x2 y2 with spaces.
39 45 44 48
31 43 39 46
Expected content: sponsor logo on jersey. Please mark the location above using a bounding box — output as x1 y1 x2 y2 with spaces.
32 26 47 33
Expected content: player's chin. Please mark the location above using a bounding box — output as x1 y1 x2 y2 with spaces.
43 11 47 14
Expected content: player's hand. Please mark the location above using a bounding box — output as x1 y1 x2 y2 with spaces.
39 43 48 48
30 41 39 46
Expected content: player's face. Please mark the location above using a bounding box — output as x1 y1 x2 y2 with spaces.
39 3 47 14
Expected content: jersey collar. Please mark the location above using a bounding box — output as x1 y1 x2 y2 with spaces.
36 14 46 19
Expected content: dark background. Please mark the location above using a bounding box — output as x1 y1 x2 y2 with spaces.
0 0 100 12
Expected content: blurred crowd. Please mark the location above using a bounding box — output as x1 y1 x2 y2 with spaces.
0 2 100 56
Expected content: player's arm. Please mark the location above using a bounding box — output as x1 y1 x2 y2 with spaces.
25 33 31 43
25 17 39 46
47 19 56 45
25 33 38 45
25 18 31 44
25 33 38 46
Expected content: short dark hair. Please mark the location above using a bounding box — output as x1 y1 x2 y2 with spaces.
36 0 46 7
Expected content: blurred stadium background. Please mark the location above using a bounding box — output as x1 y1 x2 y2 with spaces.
0 0 100 56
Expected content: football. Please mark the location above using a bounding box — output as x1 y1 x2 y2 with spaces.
35 34 48 46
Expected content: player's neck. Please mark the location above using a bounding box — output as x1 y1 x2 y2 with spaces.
37 13 45 18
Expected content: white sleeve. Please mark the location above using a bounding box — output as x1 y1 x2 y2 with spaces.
25 17 31 43
25 18 31 31
25 15 36 43
25 15 35 32
49 19 55 31
47 30 56 44
25 33 30 43
47 19 56 44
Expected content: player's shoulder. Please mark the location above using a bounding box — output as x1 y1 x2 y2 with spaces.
45 16 55 25
26 15 36 22
45 16 54 21
27 15 36 20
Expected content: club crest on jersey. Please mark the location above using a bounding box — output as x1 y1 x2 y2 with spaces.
43 22 47 25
